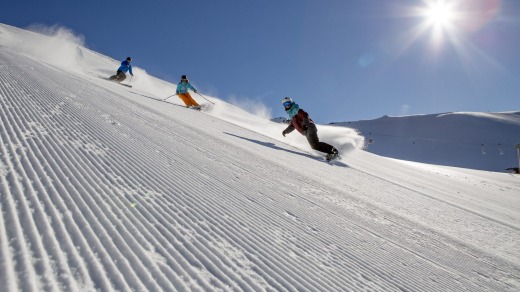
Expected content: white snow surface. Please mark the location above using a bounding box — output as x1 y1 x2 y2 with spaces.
1 23 520 291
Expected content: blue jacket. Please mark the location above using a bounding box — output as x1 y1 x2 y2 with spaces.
176 81 196 94
118 60 133 75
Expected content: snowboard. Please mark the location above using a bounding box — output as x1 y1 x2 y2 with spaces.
325 154 342 164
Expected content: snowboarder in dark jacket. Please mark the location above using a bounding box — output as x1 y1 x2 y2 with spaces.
281 97 339 161
109 57 134 82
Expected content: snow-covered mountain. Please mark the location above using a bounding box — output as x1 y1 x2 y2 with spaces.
333 112 520 172
1 23 520 291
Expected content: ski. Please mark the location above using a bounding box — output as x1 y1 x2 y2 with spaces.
160 99 203 111
102 76 132 87
187 106 202 111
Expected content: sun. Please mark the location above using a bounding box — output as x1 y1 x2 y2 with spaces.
395 0 502 65
424 1 455 27
408 0 461 48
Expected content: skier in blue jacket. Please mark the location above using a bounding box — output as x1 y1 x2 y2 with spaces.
176 75 200 109
110 57 134 82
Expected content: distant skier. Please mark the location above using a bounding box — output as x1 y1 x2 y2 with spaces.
281 97 339 161
109 57 134 82
176 75 201 109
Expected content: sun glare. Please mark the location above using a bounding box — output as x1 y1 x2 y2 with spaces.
410 0 462 48
396 0 502 70
425 1 455 27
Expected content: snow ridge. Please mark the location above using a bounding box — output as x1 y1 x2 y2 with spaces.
336 112 520 172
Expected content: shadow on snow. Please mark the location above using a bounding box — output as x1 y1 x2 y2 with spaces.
224 132 349 167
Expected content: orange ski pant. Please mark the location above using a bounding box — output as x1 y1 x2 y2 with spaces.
178 93 199 107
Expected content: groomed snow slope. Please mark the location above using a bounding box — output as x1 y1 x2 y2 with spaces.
1 24 520 291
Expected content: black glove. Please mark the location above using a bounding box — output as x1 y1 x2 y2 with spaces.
282 130 286 137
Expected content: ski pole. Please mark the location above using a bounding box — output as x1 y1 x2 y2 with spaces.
163 94 177 101
128 75 133 85
196 92 215 105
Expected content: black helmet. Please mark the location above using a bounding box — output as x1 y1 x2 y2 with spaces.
126 57 132 61
181 75 187 80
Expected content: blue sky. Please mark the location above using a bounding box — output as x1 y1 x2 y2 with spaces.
2 0 519 123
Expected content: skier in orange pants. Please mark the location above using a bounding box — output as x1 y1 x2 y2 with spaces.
176 75 200 109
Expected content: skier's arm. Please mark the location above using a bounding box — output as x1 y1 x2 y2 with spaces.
282 124 295 137
188 83 197 92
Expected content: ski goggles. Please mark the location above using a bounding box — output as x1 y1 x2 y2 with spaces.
283 101 293 107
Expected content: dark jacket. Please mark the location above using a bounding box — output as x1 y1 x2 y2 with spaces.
283 107 314 135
